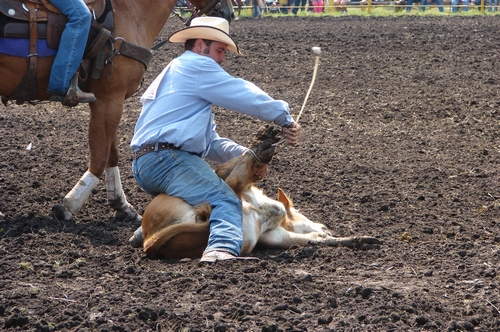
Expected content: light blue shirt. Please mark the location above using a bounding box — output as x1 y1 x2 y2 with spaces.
130 51 294 164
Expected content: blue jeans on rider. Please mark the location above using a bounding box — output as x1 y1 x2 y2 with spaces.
451 0 470 12
47 0 91 95
292 0 308 14
132 148 244 257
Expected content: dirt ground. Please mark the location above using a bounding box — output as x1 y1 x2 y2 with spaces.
1 14 500 331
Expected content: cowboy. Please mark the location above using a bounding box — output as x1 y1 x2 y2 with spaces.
47 0 96 107
129 17 303 263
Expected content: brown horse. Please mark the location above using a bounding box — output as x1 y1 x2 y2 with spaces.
0 0 235 222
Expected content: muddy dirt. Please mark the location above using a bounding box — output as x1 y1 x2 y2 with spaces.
1 15 500 331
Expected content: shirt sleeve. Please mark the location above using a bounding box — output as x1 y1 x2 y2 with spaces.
196 59 295 127
204 121 248 163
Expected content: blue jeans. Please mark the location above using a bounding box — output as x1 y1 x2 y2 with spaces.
132 149 244 256
405 0 415 11
253 3 262 17
451 0 470 12
47 0 91 95
420 0 445 11
488 0 499 11
406 0 444 11
292 0 308 14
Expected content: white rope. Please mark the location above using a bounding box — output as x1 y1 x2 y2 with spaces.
246 149 262 164
273 48 321 146
296 54 320 124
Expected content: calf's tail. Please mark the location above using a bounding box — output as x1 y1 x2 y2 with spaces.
144 222 210 259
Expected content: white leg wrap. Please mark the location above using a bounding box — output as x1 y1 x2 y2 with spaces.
63 171 100 215
104 166 129 211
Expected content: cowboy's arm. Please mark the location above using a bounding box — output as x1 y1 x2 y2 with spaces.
197 61 295 127
204 121 247 163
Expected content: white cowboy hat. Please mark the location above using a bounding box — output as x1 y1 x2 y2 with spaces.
169 17 241 55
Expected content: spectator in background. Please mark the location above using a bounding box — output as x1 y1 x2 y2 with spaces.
233 0 244 20
253 0 263 18
333 0 348 13
488 0 499 11
266 0 281 13
313 0 324 12
292 0 308 14
308 0 315 12
399 0 443 12
420 0 445 11
452 0 470 12
405 0 414 11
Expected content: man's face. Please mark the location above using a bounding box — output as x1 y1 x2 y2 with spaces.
201 40 228 65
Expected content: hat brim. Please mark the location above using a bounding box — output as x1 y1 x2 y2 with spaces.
169 26 241 55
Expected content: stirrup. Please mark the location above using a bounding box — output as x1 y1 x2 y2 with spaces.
49 73 96 107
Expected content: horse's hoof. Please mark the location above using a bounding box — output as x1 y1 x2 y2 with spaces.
51 204 73 221
114 204 142 223
128 226 143 248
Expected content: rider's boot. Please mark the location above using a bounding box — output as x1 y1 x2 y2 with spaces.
49 73 96 107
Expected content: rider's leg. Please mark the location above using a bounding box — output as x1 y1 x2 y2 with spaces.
47 0 95 105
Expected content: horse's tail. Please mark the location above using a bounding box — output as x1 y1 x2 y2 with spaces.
143 204 211 259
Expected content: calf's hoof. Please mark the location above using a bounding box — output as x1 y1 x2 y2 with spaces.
353 236 382 250
114 204 142 223
128 226 143 248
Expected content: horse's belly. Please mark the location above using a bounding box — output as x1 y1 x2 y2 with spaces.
0 54 53 99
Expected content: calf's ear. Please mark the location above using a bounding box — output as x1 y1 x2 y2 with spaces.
277 188 293 211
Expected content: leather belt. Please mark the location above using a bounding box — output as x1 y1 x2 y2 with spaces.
133 143 179 160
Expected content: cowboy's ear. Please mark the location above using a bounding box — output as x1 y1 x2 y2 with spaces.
194 39 205 53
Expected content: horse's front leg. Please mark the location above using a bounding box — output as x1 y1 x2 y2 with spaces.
103 139 142 223
52 97 140 222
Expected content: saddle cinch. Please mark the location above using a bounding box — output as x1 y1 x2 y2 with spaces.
0 0 153 104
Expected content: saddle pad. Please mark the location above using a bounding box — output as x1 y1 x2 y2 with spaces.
0 37 56 57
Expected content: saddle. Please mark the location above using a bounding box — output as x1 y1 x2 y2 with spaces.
0 0 152 105
0 0 105 48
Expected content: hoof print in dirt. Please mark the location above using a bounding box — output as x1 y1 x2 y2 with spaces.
248 125 282 164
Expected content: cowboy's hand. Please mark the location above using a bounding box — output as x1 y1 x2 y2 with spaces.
282 122 302 146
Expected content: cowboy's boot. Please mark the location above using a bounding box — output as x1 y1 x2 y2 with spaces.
50 73 96 107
